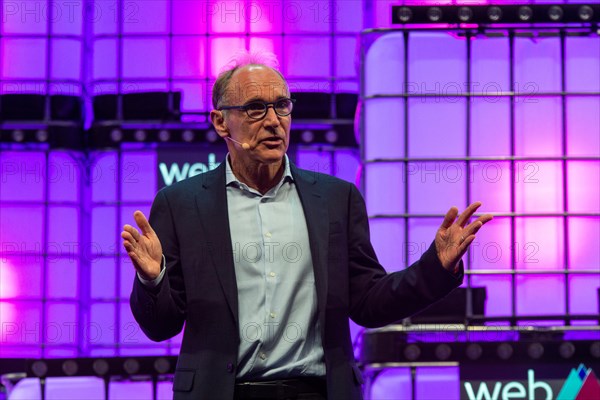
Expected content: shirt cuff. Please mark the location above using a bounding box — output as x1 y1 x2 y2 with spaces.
137 254 166 288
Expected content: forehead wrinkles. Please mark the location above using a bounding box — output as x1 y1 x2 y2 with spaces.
224 81 288 104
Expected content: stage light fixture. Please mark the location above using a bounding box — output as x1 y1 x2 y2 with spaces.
31 361 48 377
36 129 48 142
153 358 171 374
458 7 473 22
487 7 502 22
62 360 78 376
134 129 146 142
427 7 443 22
397 7 412 23
404 344 421 361
435 344 452 360
301 130 314 143
123 358 140 375
92 359 109 376
12 130 25 142
158 129 170 142
559 342 576 359
579 5 593 21
528 343 544 359
548 6 563 21
518 6 533 22
325 130 338 144
497 343 513 360
182 130 194 142
590 342 600 358
110 128 122 142
205 129 218 143
466 344 483 360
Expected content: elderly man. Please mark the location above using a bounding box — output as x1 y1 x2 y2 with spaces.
123 54 493 400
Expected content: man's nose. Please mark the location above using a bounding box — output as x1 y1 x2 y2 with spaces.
263 105 280 126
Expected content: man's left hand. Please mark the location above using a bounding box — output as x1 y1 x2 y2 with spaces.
436 201 493 273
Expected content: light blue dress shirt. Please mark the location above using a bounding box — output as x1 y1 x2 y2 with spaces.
140 155 325 380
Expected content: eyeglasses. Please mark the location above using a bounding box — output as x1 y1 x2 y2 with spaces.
218 98 296 120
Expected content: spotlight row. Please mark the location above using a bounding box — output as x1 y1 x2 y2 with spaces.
393 4 598 25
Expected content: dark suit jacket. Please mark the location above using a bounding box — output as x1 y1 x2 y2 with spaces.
130 161 463 399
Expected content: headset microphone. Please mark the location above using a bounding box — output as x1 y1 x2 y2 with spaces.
225 136 250 150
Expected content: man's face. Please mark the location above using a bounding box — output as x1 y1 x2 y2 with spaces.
220 65 291 166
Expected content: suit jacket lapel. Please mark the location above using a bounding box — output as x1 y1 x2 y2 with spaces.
194 162 239 325
291 164 329 329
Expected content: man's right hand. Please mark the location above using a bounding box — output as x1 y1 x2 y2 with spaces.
122 210 163 281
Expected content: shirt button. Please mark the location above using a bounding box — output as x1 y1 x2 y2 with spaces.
259 353 267 360
270 312 276 319
265 232 272 238
269 272 276 277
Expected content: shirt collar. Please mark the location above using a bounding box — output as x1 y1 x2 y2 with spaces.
225 153 294 191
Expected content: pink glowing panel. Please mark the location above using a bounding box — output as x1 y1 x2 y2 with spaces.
364 99 405 160
568 161 599 213
1 1 47 34
0 301 42 344
51 39 81 80
122 81 169 93
120 303 157 346
335 37 358 78
210 37 246 77
516 275 565 316
0 206 45 252
91 207 117 256
0 151 45 201
50 1 83 36
210 0 246 33
566 36 600 93
45 347 78 357
295 149 333 175
287 79 331 93
48 152 80 203
370 368 412 400
407 218 439 265
336 1 363 32
120 257 137 299
365 32 405 97
249 37 283 64
469 217 511 271
515 37 561 93
90 258 117 299
408 162 467 214
92 2 118 35
568 217 600 271
470 99 511 157
569 275 600 315
416 367 460 400
93 39 117 80
1 39 47 79
48 206 79 245
123 38 168 78
123 0 169 34
285 37 331 78
566 97 600 157
365 163 405 215
514 161 563 213
47 259 79 299
89 302 116 345
109 381 156 399
408 99 467 157
0 257 42 298
470 161 510 213
409 33 466 89
121 152 158 202
172 37 207 78
471 37 510 94
283 0 329 33
515 98 562 156
248 0 283 33
89 348 118 357
370 219 405 272
46 302 78 345
515 217 564 270
470 275 512 317
173 81 209 112
91 152 117 202
172 0 208 34
333 149 360 184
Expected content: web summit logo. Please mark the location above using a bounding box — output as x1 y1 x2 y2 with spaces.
557 364 600 400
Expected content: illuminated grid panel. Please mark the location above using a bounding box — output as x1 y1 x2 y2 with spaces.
92 0 364 117
363 31 600 326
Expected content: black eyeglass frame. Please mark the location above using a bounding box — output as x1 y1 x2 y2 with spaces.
218 98 296 120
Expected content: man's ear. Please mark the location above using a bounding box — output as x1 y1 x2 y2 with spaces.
210 110 229 138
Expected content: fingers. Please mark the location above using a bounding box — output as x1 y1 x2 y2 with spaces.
134 210 154 236
440 206 459 229
456 201 482 227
